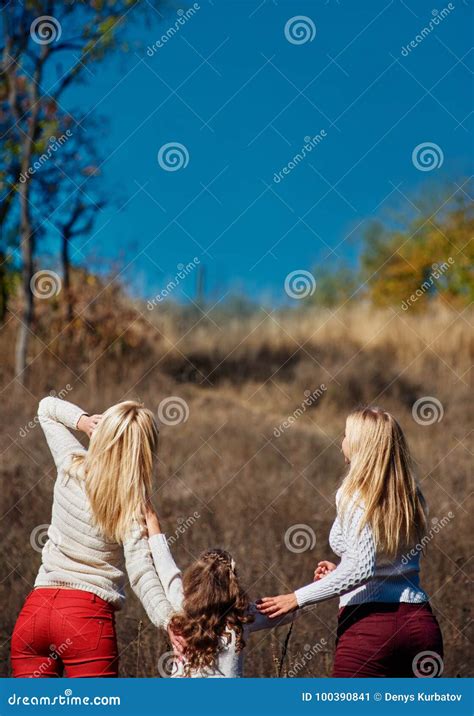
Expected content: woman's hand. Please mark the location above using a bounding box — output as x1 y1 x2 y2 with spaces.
313 560 337 581
256 593 298 619
144 499 162 537
77 414 102 438
168 625 186 661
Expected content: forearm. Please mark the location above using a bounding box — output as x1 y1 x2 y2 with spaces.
38 396 86 430
294 554 373 608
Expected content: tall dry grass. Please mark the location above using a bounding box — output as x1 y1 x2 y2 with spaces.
0 290 472 677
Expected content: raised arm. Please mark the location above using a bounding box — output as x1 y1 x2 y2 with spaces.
123 520 174 629
37 396 88 471
145 507 184 612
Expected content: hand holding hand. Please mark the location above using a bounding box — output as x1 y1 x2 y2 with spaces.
256 593 298 619
144 499 161 536
313 560 337 581
77 414 102 438
168 625 187 661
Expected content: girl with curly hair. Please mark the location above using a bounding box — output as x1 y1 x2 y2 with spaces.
145 506 295 678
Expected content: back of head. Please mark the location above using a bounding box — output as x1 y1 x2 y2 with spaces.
340 406 427 556
70 401 159 543
170 549 251 675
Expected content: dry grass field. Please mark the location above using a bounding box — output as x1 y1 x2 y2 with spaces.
0 291 472 677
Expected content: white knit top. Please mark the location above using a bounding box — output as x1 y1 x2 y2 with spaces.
34 397 172 628
295 488 429 609
149 534 295 677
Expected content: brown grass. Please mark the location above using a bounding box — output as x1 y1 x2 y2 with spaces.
0 291 472 677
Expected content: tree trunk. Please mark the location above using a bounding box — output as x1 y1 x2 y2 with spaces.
61 230 73 323
15 181 35 382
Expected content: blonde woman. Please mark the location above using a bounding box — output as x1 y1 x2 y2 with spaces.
11 397 172 678
258 407 443 677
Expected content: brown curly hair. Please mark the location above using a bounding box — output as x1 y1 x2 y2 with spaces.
169 549 253 676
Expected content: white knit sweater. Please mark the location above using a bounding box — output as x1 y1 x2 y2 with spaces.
34 397 172 628
149 534 295 677
295 488 429 608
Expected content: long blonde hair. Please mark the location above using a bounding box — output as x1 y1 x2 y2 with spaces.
339 407 427 556
69 401 159 543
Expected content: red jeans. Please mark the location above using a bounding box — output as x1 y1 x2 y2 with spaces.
11 588 119 677
332 602 443 677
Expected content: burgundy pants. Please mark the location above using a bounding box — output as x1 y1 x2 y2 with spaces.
332 602 443 677
11 588 119 678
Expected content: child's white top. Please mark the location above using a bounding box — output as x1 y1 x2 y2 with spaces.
149 534 294 678
294 488 429 609
34 397 172 628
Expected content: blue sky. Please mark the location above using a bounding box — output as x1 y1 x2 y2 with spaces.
56 0 472 304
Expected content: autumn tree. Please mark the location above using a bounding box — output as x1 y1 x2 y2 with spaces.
0 0 161 380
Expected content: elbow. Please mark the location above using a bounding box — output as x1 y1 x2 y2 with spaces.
38 396 53 418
